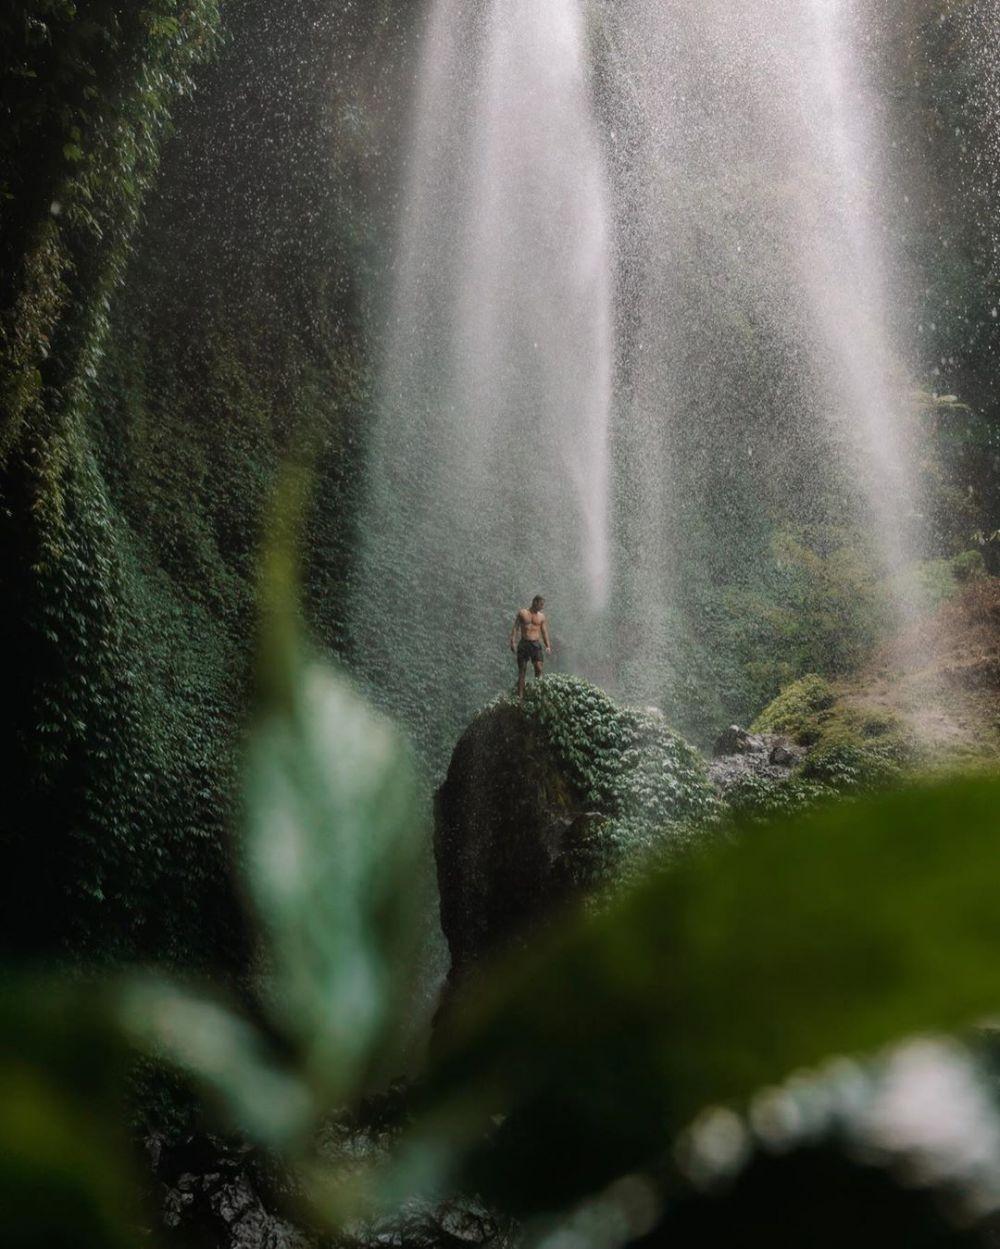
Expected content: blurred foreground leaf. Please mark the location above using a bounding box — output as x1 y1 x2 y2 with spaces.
412 777 1000 1213
0 982 137 1248
245 480 426 1105
119 980 313 1148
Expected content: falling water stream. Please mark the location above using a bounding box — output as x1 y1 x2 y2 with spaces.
356 0 923 767
603 0 922 707
356 0 614 767
798 0 920 587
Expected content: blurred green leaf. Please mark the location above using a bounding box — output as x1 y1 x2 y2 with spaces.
119 979 313 1148
0 982 137 1248
245 480 426 1106
412 777 1000 1213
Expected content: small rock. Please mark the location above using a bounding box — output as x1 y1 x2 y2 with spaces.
769 742 798 767
714 725 753 756
209 1176 256 1224
439 1198 496 1243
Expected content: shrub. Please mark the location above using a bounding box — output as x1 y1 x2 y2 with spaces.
722 771 836 823
750 674 835 743
518 675 721 833
800 736 914 792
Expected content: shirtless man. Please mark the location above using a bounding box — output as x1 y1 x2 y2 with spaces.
509 595 552 700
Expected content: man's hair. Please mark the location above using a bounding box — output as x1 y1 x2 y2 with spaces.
531 595 544 610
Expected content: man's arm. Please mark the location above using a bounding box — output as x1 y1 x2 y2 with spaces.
541 617 552 654
510 614 520 652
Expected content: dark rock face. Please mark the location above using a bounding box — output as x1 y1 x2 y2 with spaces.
148 1131 314 1249
713 724 755 756
435 702 599 989
769 741 799 768
149 1111 516 1249
434 677 719 989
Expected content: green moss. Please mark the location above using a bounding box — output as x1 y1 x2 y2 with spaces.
799 740 906 790
0 0 381 971
0 0 225 462
750 674 835 743
750 675 921 803
514 675 722 852
487 677 718 890
467 677 722 890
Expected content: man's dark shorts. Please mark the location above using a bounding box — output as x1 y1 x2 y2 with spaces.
517 639 544 665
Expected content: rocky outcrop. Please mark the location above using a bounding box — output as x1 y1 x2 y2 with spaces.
434 702 599 991
434 676 719 988
708 725 804 793
148 1131 314 1249
149 1097 516 1249
709 671 925 821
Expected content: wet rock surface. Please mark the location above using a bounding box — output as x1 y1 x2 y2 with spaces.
149 1111 517 1249
708 725 804 794
434 680 719 992
434 701 603 990
149 1131 315 1249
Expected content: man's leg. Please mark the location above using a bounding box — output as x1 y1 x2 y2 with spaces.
517 659 528 700
533 658 544 682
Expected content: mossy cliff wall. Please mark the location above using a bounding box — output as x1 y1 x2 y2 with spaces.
0 1 412 969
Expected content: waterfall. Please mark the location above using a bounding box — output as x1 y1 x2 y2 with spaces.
797 0 920 590
357 0 924 761
355 0 614 767
602 0 921 712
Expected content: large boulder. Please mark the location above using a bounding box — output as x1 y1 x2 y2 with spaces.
434 676 719 989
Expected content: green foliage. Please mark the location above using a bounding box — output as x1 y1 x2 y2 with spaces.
122 580 432 1148
111 600 1000 1237
10 634 1000 1243
906 548 990 611
799 738 910 790
9 2 1000 1240
0 0 377 968
518 674 721 835
750 673 836 741
748 675 920 802
720 771 835 822
0 0 224 459
655 526 893 745
0 412 250 966
0 981 139 1248
423 775 1000 1213
455 678 722 898
0 0 250 968
246 560 427 1099
122 980 313 1149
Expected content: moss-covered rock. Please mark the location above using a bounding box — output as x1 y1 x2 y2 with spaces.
434 676 719 989
750 674 836 742
746 675 920 806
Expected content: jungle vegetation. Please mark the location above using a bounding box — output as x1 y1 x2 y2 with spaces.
4 2 1000 1247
